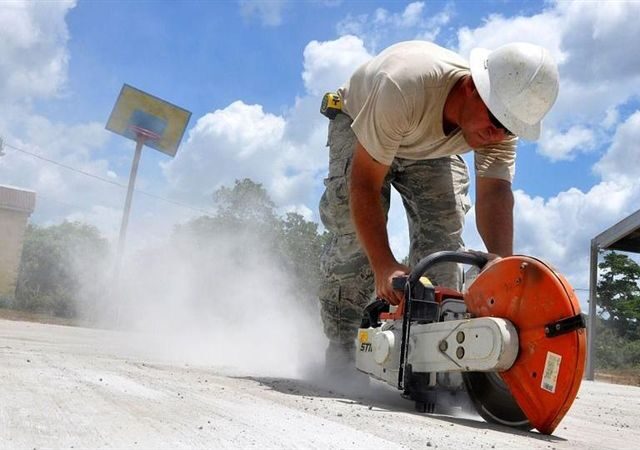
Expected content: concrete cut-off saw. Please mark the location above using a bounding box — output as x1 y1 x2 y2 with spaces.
355 251 586 435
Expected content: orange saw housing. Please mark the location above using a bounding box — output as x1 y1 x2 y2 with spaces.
465 256 587 435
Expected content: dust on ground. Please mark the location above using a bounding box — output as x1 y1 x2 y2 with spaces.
1 318 639 449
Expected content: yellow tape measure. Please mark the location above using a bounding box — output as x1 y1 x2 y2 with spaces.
320 92 342 119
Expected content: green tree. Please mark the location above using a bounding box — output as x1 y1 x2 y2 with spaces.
14 221 110 318
597 251 640 340
212 178 279 230
278 212 328 296
177 178 280 241
175 179 283 267
175 179 327 304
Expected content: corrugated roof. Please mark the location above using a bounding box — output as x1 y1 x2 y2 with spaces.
0 184 36 213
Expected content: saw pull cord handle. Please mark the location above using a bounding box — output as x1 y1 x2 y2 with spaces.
398 250 489 391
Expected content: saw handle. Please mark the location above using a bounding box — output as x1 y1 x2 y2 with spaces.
408 251 488 285
388 251 488 299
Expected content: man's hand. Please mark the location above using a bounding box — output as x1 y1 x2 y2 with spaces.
374 262 410 306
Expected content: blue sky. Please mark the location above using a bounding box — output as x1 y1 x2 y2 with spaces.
1 0 640 297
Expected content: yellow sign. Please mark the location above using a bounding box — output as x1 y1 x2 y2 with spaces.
106 84 191 157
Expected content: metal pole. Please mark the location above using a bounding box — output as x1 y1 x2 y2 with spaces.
113 135 145 282
586 241 599 380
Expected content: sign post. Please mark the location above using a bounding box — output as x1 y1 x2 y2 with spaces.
106 84 191 295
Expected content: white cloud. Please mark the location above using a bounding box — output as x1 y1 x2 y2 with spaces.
284 204 314 222
1 114 111 189
0 0 75 102
162 100 325 211
555 1 640 84
400 2 424 27
457 10 564 63
593 110 640 183
163 101 284 195
601 107 619 130
65 205 122 235
22 117 110 161
0 114 121 231
537 125 596 161
302 35 372 96
238 0 287 27
336 2 453 51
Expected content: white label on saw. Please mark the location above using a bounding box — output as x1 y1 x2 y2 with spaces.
541 351 562 393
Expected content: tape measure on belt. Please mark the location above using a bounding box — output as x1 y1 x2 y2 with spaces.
320 92 342 119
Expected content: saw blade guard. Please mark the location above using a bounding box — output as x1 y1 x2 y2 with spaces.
465 256 587 435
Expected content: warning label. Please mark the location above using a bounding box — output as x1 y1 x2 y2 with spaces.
541 351 562 393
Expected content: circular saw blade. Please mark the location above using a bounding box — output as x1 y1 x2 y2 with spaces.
462 372 531 430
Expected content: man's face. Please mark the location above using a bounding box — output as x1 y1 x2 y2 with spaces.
459 85 513 148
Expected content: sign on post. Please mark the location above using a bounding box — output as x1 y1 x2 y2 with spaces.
106 84 191 288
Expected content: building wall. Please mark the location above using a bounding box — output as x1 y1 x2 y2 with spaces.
0 211 32 297
0 185 36 299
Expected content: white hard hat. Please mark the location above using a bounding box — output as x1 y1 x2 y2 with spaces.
470 42 559 141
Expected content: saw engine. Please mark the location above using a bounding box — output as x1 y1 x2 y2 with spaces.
355 251 587 435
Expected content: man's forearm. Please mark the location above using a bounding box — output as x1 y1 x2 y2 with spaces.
350 183 396 270
349 143 407 304
476 178 514 256
349 142 398 272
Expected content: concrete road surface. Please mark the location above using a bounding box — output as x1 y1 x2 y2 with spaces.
1 318 638 449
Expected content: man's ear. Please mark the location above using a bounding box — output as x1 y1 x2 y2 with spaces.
462 74 473 91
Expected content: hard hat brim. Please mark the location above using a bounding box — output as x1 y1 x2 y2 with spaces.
469 47 541 141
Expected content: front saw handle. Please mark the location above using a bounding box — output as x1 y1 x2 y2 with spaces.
408 250 488 285
389 251 488 298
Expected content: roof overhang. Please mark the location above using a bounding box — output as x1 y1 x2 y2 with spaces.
592 209 640 253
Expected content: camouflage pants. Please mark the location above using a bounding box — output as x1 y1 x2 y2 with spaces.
318 113 471 347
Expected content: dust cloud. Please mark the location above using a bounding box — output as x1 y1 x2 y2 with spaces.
84 226 328 380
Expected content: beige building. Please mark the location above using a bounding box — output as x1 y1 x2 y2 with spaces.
0 185 36 298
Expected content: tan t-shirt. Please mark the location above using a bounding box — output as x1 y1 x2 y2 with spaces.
338 41 516 181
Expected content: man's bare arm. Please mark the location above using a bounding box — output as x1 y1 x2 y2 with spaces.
475 176 514 257
350 142 408 305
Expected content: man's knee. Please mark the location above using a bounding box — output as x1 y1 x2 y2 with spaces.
318 272 373 346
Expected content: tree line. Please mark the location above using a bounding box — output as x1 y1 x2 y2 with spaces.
3 178 327 321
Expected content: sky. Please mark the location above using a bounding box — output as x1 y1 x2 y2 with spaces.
1 0 640 302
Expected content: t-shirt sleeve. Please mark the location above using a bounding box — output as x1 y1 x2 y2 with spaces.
350 73 410 166
474 137 518 182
